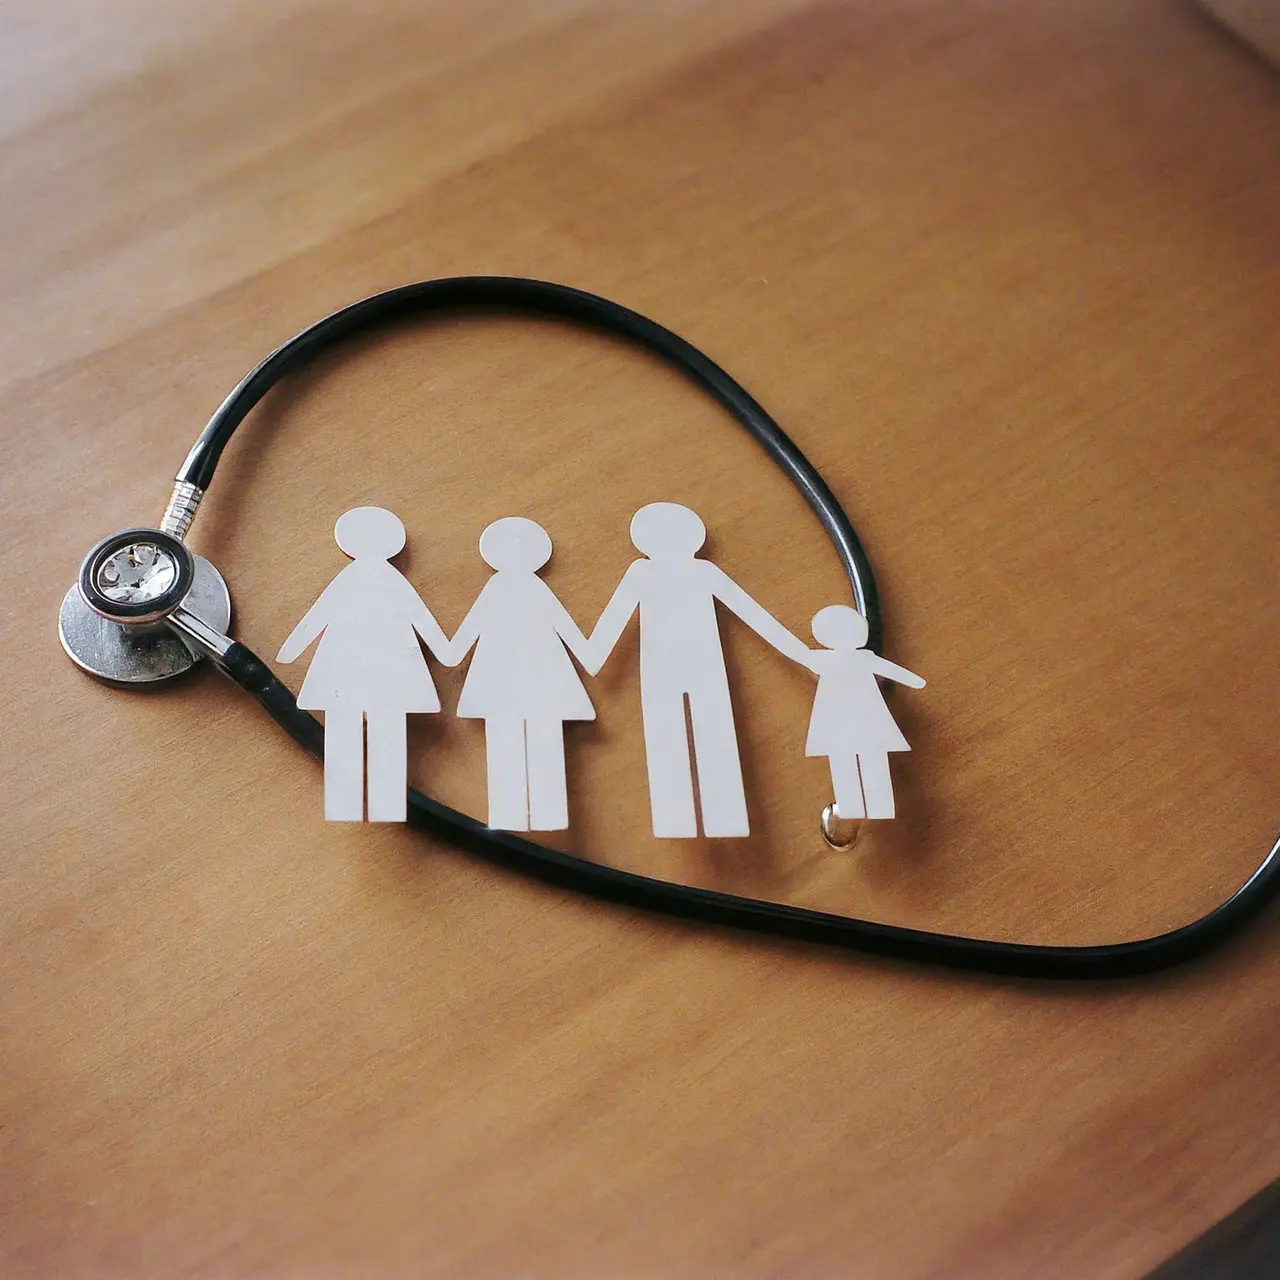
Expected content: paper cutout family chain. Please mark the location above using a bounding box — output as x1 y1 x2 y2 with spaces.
58 277 1280 979
278 503 923 832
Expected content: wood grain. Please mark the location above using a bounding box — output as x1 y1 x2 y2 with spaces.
2 2 1279 1275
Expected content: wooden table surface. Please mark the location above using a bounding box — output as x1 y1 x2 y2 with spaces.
3 2 1279 1276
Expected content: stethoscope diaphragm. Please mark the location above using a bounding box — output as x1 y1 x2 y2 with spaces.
59 527 231 684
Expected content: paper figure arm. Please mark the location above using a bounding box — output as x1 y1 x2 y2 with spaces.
869 655 926 688
437 600 484 669
276 582 338 664
546 596 593 668
707 565 816 670
581 565 642 675
413 595 460 666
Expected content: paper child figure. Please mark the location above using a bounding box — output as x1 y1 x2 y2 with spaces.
805 604 925 820
449 517 595 831
277 506 454 823
584 502 812 838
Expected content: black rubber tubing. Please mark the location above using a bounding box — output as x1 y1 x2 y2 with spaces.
195 277 1280 979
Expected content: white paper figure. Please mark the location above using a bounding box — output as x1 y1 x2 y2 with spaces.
277 507 454 823
805 604 925 820
583 502 812 838
449 517 595 831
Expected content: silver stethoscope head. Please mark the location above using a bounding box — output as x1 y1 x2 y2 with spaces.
78 527 194 625
59 488 234 685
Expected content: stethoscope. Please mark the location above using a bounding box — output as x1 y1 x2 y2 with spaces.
58 277 1280 980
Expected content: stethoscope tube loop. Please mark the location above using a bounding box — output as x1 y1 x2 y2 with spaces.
92 277 1280 979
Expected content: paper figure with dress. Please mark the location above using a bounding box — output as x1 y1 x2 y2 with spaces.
803 604 925 820
449 517 595 831
276 506 455 822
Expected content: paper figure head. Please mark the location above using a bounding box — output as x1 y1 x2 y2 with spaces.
630 502 706 559
479 516 552 572
811 604 869 650
334 507 406 560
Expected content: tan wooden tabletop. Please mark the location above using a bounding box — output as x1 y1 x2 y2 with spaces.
3 2 1279 1276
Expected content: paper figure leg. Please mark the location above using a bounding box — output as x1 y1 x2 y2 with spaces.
526 719 569 831
485 717 530 830
366 710 408 822
858 752 895 819
641 690 697 838
324 706 364 822
827 748 866 820
687 686 749 837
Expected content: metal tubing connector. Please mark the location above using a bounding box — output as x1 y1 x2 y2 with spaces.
159 481 204 541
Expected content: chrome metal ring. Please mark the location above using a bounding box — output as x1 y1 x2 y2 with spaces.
821 803 861 850
77 527 194 625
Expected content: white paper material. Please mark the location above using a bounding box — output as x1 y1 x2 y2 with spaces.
276 503 926 836
584 502 812 838
276 507 455 822
804 605 925 820
450 517 595 831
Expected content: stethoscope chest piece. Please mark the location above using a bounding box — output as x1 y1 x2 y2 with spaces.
59 527 231 685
